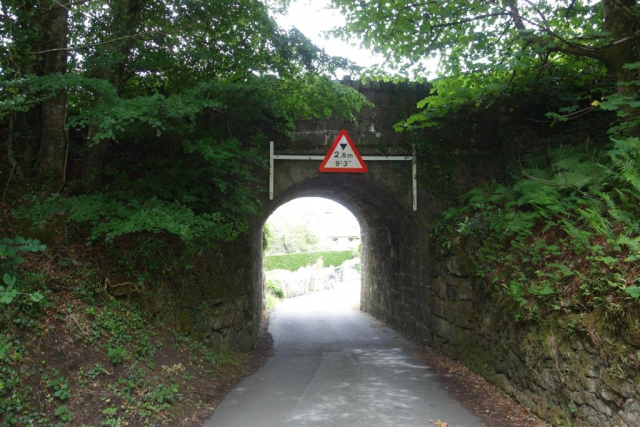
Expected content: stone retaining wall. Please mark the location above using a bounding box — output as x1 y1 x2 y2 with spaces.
266 265 341 298
364 236 640 426
139 236 260 352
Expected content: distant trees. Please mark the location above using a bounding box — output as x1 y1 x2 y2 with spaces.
264 222 319 254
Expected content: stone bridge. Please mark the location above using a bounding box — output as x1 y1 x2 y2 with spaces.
170 79 638 427
247 78 500 350
260 80 430 339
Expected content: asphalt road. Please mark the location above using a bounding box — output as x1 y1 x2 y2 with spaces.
204 283 484 427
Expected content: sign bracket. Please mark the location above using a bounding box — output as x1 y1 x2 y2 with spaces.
269 141 418 211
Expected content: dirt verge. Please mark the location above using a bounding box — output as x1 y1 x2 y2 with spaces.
414 346 549 427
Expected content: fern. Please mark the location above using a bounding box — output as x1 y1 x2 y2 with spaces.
434 133 640 320
608 138 640 195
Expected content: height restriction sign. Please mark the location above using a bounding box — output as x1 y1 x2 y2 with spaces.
318 129 368 173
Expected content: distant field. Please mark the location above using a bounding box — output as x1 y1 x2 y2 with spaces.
264 250 354 271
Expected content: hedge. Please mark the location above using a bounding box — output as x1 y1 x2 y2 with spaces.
264 250 353 271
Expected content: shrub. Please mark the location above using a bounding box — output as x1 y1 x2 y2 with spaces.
267 280 284 299
107 347 128 365
264 250 353 271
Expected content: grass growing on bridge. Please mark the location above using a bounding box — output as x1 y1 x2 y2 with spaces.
264 250 354 271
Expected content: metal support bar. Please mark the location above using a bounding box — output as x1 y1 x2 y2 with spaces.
269 141 274 200
273 155 323 160
412 146 417 212
268 141 418 210
273 154 413 161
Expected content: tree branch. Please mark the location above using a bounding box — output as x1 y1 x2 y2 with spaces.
31 28 165 55
507 0 526 31
564 0 578 19
430 12 509 29
501 1 605 61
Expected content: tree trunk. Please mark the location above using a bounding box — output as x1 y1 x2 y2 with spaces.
6 115 24 182
81 0 142 192
37 1 69 193
82 124 109 191
601 0 640 91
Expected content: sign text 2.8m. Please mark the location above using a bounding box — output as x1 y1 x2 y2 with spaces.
318 130 368 173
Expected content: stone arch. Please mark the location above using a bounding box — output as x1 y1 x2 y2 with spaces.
253 173 431 343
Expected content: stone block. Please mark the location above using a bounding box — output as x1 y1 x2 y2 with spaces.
603 372 636 399
444 304 457 323
448 326 473 347
434 316 451 340
445 275 474 300
579 405 611 427
430 262 446 278
434 276 447 299
431 297 445 318
454 301 475 329
620 399 640 426
445 284 458 300
569 391 584 405
600 387 619 404
212 304 235 330
445 253 475 277
233 308 244 331
584 392 615 417
237 330 253 352
223 327 238 350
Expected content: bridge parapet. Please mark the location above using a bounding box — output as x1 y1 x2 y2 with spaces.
283 77 430 156
269 78 429 215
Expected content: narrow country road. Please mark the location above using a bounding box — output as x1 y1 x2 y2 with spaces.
204 283 484 427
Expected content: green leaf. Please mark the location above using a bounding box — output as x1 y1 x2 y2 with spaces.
0 287 18 305
29 292 45 303
2 273 16 286
625 286 640 299
0 341 12 360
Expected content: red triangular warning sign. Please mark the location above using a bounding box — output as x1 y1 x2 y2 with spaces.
319 130 368 173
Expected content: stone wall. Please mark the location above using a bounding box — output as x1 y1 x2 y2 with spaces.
365 234 640 426
266 264 342 298
139 236 261 352
360 221 432 342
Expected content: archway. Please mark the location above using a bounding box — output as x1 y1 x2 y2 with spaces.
263 197 361 311
250 173 430 342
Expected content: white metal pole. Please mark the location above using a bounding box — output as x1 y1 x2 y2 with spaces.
269 141 274 200
412 147 417 211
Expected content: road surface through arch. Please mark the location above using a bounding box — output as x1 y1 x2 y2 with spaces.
204 283 483 427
